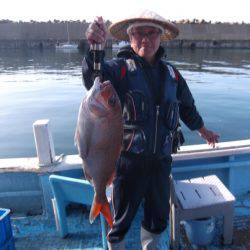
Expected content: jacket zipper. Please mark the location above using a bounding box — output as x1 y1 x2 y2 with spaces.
153 105 160 154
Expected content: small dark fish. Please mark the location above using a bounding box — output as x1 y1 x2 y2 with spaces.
75 76 123 227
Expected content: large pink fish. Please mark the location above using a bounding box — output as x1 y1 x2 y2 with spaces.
75 77 123 227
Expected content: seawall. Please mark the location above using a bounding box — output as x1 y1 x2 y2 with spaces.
0 21 250 49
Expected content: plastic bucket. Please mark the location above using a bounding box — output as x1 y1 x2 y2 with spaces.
183 217 215 246
0 208 13 246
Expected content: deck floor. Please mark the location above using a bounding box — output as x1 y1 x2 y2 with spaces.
12 193 250 250
12 205 142 250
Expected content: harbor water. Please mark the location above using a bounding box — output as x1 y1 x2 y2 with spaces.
0 48 250 158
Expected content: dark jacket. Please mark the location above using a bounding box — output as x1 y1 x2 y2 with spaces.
82 46 204 158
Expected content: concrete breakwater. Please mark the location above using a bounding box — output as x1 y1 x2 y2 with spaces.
0 21 250 49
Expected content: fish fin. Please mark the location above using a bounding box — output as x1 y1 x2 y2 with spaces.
89 195 113 228
74 127 79 147
74 102 91 159
100 201 113 228
89 198 101 224
74 123 90 159
83 168 93 184
107 171 115 186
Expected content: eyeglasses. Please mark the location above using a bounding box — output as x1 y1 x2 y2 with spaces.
131 30 161 40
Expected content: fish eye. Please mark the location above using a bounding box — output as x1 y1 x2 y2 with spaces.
108 95 116 107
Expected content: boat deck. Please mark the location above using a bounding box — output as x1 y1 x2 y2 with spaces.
13 205 141 250
3 139 250 249
12 193 250 250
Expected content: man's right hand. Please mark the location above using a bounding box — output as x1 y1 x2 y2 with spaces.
85 16 107 47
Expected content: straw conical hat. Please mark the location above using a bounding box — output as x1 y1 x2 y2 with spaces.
109 10 179 41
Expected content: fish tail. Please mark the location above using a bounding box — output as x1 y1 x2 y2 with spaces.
89 194 113 228
100 201 113 228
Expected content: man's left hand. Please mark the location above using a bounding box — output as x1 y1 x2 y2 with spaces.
198 126 220 148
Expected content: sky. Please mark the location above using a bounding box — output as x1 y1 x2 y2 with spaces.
1 0 250 23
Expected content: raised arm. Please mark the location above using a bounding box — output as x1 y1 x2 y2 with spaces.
82 16 124 91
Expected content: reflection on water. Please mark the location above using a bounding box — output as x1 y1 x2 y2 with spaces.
0 48 250 158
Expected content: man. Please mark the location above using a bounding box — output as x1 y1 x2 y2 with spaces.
83 10 219 250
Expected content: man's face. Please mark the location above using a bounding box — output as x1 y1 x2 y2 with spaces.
129 26 161 63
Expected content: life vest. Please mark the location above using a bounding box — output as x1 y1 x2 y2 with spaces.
119 57 180 158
